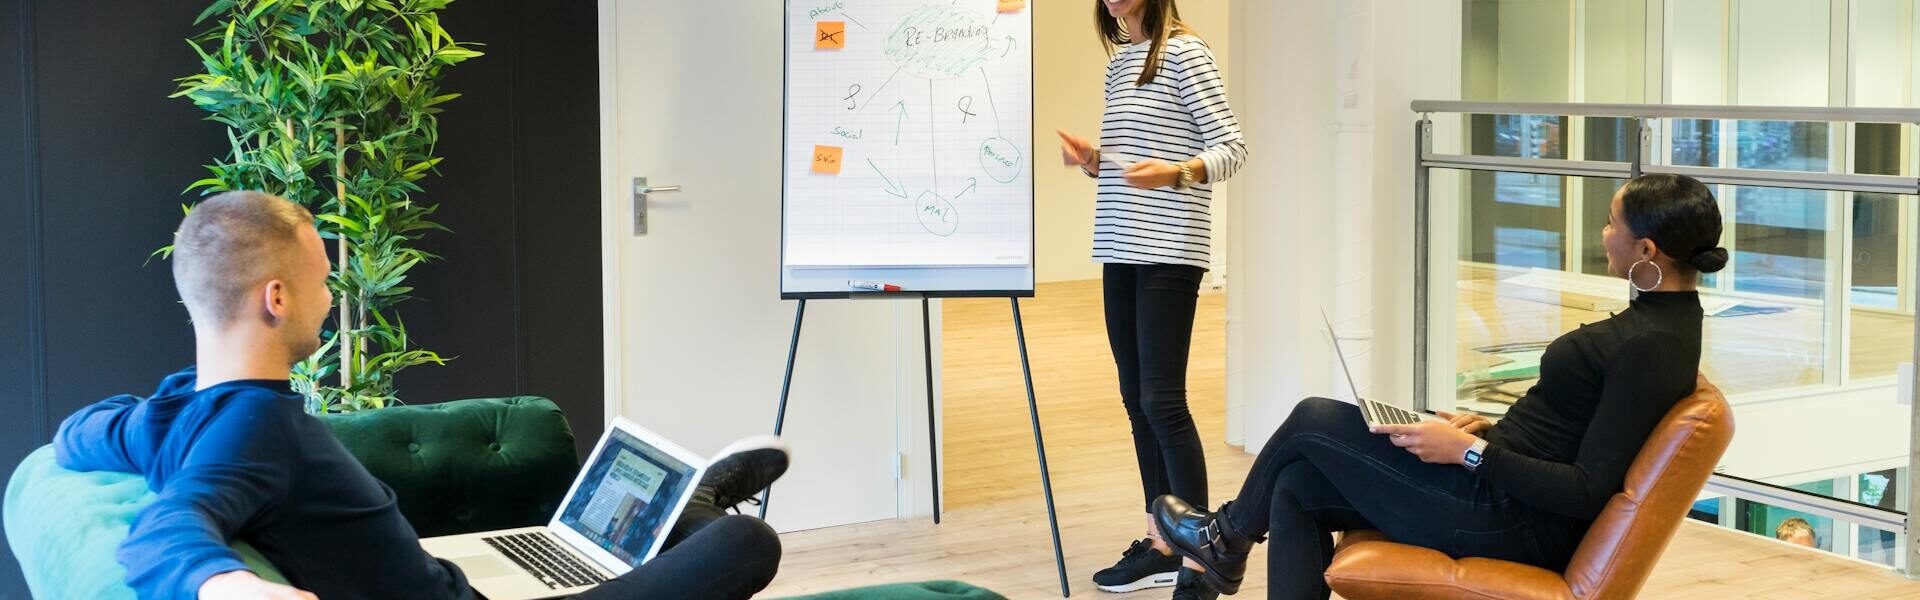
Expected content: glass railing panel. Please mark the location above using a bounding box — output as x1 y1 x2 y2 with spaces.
1688 472 1907 569
1847 193 1915 383
1447 174 1842 411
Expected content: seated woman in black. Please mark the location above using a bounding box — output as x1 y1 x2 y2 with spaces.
1151 173 1728 599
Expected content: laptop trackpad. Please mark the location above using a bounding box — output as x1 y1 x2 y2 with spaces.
451 554 516 579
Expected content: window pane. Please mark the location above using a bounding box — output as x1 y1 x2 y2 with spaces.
1670 119 1720 167
1730 186 1827 299
1726 122 1832 300
1461 0 1571 103
1453 171 1584 416
1852 194 1900 309
1581 118 1633 276
1735 0 1829 107
1849 210 1915 381
1735 121 1829 172
1852 124 1903 310
1858 468 1901 566
1465 115 1568 269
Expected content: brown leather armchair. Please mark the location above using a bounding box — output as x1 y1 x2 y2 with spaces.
1323 374 1734 600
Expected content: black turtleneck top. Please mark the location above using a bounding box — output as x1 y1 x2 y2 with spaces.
1478 290 1705 522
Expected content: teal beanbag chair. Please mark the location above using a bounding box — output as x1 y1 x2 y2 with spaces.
4 396 578 598
775 580 1008 600
4 446 288 599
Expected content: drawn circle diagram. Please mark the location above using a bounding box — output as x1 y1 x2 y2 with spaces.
979 137 1022 183
916 191 959 237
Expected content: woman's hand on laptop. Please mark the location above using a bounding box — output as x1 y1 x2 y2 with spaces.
1435 410 1493 436
199 570 317 600
1370 420 1477 466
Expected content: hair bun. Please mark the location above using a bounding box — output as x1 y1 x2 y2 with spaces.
1688 247 1729 273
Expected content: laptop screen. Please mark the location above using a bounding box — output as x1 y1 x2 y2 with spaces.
555 427 700 566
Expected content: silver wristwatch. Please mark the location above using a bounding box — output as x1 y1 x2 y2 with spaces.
1463 438 1489 472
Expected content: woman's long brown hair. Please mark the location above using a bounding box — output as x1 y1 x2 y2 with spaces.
1096 0 1196 86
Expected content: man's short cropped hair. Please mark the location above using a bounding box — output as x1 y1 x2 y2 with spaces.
171 191 317 325
1775 517 1816 544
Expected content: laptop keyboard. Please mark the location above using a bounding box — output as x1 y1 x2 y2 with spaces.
1364 399 1425 425
482 532 609 590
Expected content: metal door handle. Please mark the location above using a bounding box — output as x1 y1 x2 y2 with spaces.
633 177 680 236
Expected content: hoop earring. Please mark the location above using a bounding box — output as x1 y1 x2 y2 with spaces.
1628 259 1663 296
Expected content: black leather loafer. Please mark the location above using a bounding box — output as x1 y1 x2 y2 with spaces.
1150 495 1252 595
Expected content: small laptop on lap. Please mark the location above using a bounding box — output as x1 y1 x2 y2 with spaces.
1320 309 1442 427
420 417 705 599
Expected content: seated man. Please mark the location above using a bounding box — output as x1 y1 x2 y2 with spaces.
54 190 786 600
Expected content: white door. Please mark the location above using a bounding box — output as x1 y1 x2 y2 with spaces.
598 0 935 531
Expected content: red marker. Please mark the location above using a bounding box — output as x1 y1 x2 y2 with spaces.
849 280 902 292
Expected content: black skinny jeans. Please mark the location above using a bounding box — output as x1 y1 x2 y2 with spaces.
572 502 781 600
1105 263 1209 512
1223 398 1584 600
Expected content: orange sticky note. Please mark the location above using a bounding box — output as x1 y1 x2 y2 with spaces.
998 0 1026 13
811 145 843 174
815 21 846 49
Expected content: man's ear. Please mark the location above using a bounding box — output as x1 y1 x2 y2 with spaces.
262 279 288 324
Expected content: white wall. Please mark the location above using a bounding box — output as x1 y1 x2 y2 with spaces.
1226 0 1462 451
1033 0 1233 283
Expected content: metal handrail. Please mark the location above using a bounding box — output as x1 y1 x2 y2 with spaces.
1411 100 1920 124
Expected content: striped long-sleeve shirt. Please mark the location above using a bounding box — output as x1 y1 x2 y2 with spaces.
1093 34 1247 269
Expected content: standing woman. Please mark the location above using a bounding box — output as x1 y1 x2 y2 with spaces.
1058 0 1246 598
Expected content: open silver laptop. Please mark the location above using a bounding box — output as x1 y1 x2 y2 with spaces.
1321 309 1441 427
420 417 705 599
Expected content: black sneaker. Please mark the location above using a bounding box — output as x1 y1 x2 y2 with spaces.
696 435 790 511
1172 567 1221 600
1092 538 1181 593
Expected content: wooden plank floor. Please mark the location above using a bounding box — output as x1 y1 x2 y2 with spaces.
759 279 1920 599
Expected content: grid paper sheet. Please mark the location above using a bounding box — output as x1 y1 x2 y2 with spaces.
784 0 1034 268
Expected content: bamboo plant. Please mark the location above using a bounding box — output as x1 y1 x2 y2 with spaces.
171 0 482 412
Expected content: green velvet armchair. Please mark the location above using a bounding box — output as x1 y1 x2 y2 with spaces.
4 396 580 599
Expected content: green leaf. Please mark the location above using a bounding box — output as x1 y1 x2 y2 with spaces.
314 213 366 234
145 244 176 266
193 0 237 25
181 177 229 194
431 46 482 64
247 0 284 22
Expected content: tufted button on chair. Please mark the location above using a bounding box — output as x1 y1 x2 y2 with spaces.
317 397 580 537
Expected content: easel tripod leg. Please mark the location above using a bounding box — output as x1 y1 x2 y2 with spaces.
760 298 807 520
923 297 942 523
1013 298 1071 597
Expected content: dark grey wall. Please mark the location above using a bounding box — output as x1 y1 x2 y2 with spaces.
0 2 602 597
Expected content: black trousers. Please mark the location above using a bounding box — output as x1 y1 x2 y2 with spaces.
1222 398 1584 600
572 502 781 600
1104 263 1210 512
